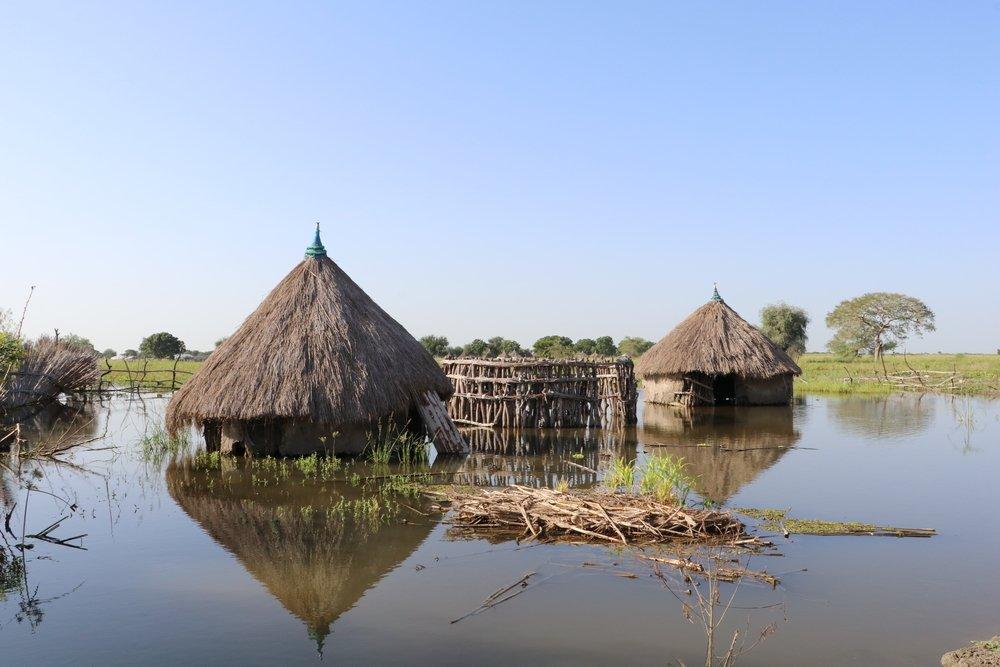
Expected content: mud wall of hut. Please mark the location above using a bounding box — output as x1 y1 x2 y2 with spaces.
442 358 638 430
735 375 794 405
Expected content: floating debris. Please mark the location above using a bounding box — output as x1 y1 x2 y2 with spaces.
438 485 760 546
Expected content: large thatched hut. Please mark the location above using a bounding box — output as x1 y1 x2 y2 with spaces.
167 225 465 455
635 287 801 406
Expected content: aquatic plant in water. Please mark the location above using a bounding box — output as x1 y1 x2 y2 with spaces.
639 455 693 505
604 456 635 491
139 427 189 465
364 422 428 465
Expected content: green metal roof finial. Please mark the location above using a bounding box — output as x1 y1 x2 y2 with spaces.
711 283 722 302
305 222 327 258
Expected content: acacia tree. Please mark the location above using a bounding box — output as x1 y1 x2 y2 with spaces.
139 332 186 359
825 292 935 371
533 335 574 358
760 303 809 357
419 334 451 357
617 336 654 357
593 336 616 356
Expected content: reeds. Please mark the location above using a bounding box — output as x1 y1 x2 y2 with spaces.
1 337 97 409
364 422 429 465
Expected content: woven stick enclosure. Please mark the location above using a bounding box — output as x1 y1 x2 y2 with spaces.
442 358 637 430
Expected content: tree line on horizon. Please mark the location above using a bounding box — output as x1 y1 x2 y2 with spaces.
418 334 656 359
1 292 943 368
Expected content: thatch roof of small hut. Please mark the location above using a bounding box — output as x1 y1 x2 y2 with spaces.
167 226 452 431
635 287 801 380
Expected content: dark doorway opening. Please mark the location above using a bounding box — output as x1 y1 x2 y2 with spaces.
712 374 737 405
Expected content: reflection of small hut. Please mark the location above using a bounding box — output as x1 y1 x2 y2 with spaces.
166 462 435 651
640 403 798 502
166 226 465 455
636 287 801 406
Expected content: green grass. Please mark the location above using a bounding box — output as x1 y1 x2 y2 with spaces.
639 455 693 505
99 352 1000 397
795 353 1000 396
99 358 203 390
363 422 429 465
139 426 189 464
604 456 635 491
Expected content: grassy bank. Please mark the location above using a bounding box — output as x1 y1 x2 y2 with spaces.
96 353 1000 397
99 358 203 390
796 353 1000 396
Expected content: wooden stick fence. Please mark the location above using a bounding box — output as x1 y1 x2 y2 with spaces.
95 357 194 394
442 357 638 430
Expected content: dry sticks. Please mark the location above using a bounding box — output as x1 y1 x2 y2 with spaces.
443 357 638 430
442 485 752 546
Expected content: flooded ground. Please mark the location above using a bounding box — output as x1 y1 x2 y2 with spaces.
2 392 998 665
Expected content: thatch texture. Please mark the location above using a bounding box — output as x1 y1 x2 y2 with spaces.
635 298 801 380
1 337 97 409
167 255 452 432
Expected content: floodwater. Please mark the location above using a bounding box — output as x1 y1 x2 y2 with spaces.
2 392 998 665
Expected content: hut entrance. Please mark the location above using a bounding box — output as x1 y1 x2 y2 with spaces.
711 374 737 405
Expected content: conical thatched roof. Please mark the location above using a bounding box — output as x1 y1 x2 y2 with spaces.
635 290 801 380
167 227 452 431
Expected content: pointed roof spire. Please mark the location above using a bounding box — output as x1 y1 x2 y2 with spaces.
711 282 722 302
305 222 327 258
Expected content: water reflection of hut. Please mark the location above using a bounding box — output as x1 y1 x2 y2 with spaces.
640 404 798 502
166 462 435 651
166 226 464 455
636 287 800 407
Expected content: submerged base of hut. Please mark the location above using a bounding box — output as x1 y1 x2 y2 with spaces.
443 358 638 430
644 372 794 407
202 391 467 456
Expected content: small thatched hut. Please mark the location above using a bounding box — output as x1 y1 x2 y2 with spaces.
635 287 801 406
166 225 465 455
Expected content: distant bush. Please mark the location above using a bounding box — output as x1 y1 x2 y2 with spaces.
139 332 186 359
617 336 654 358
533 335 575 359
419 335 451 357
61 334 96 353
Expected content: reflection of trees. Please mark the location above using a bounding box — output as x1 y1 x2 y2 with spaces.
166 462 437 653
829 394 935 439
639 405 798 503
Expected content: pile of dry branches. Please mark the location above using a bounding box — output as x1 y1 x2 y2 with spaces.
441 485 754 546
1 337 97 409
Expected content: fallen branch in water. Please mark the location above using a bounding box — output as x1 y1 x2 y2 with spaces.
636 553 779 587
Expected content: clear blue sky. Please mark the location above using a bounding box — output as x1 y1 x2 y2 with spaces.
2 2 998 353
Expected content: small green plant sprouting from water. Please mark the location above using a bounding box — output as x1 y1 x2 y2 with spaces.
364 422 428 465
140 427 189 464
193 450 221 470
294 453 341 480
605 456 635 491
639 455 693 505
